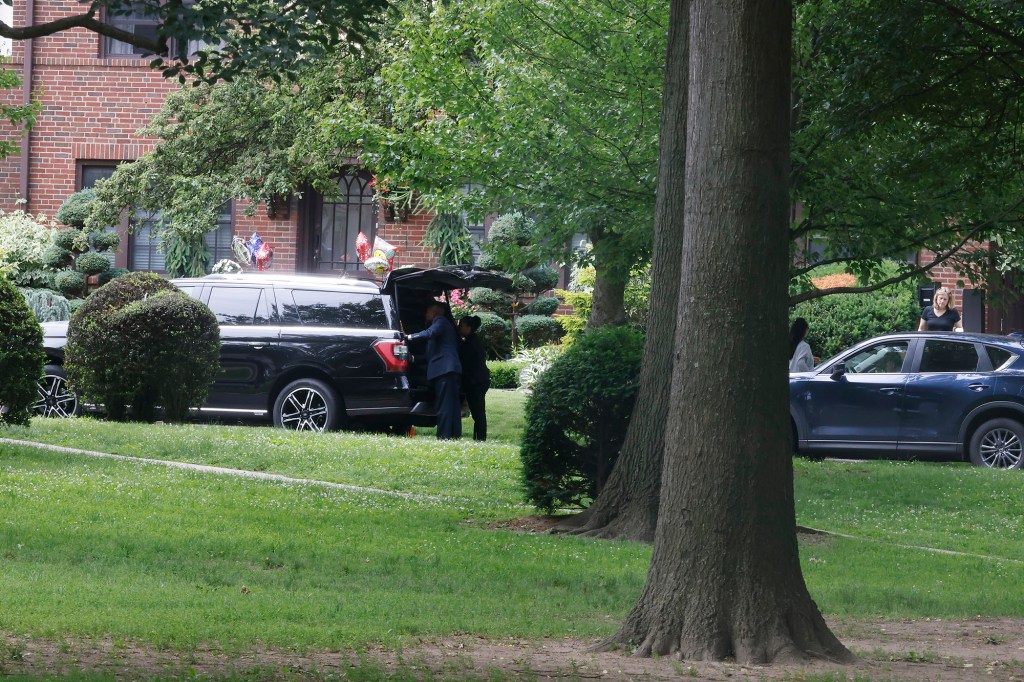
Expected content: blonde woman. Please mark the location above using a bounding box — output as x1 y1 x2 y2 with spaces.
918 287 963 332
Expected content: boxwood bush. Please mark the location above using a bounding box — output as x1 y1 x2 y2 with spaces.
520 325 644 511
487 361 522 389
65 272 220 422
516 314 563 348
0 275 45 426
477 312 512 358
53 270 86 297
525 296 560 316
76 252 111 276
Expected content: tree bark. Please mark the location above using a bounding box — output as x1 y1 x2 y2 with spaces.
606 0 853 663
586 262 628 329
552 0 689 543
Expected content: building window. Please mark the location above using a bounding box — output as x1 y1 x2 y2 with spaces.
204 203 235 267
104 2 161 57
80 164 122 267
130 209 166 272
318 173 375 272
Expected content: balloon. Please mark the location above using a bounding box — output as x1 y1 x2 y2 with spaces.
356 231 371 263
255 242 274 271
231 236 253 265
371 236 398 271
363 256 390 275
245 232 263 257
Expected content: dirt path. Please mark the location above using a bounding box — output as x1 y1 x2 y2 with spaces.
4 618 1024 680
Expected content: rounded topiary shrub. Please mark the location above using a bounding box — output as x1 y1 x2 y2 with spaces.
516 314 563 348
56 189 96 228
525 296 560 316
477 312 512 358
42 244 72 270
520 265 559 293
470 287 512 315
53 270 86 297
0 275 45 426
520 325 644 511
475 251 499 271
65 272 178 421
53 228 87 253
90 230 121 252
109 290 220 422
76 252 111 276
487 211 534 247
97 267 129 286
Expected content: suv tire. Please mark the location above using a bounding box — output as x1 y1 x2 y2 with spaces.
273 378 343 432
35 365 80 418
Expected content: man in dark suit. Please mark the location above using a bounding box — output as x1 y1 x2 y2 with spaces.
407 301 462 439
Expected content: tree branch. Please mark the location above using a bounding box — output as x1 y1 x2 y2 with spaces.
0 13 167 53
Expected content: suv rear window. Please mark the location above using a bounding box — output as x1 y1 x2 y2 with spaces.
283 289 389 329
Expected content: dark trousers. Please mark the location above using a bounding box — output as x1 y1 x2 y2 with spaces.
432 372 463 440
464 381 489 441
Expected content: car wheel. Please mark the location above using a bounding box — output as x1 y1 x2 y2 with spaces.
35 365 80 418
272 379 343 432
969 418 1024 469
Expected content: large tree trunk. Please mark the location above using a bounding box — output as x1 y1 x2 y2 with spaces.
607 0 853 663
552 0 689 543
586 260 628 329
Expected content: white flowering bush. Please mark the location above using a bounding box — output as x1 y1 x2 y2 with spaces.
211 258 242 274
0 210 57 277
513 344 564 393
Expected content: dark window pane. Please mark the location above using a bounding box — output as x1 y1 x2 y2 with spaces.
206 287 270 326
81 165 116 188
105 3 161 56
129 210 164 272
986 345 1014 370
204 203 235 267
920 340 980 373
286 290 388 329
844 342 908 374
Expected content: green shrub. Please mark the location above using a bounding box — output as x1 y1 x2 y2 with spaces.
477 312 512 358
76 252 111 276
19 288 72 323
56 189 96 228
520 265 559 293
487 360 522 389
470 287 513 315
90 230 121 252
109 290 220 422
791 265 921 360
0 209 57 277
53 228 87 253
512 345 563 391
53 270 86 297
97 267 129 285
487 211 533 247
516 314 563 348
555 314 587 346
0 275 45 427
525 296 560 316
476 251 498 270
42 245 72 270
520 326 644 511
68 299 84 315
11 269 54 289
65 272 175 421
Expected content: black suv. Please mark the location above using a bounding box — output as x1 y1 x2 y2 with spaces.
36 267 510 432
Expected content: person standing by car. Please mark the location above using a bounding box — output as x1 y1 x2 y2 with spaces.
408 301 462 439
789 317 814 373
457 315 490 441
918 287 963 332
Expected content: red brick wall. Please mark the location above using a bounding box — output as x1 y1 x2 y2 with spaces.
0 0 440 272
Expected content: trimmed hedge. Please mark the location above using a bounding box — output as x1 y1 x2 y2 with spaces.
76 252 111 276
90 230 121 251
525 296 560 316
0 275 45 426
470 287 512 315
56 189 96 228
520 265 559 293
520 325 644 511
477 312 512 358
65 272 220 422
53 270 86 297
487 361 522 389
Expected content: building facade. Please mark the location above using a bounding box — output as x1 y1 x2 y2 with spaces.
0 0 462 276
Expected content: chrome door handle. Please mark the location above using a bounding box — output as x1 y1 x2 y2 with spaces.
967 383 990 392
879 387 900 395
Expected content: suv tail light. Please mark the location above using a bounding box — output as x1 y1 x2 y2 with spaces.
373 339 410 373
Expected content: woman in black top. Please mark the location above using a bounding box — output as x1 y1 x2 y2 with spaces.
918 286 963 332
457 315 490 441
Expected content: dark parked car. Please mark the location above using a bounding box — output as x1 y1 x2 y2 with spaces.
36 267 511 432
790 332 1024 469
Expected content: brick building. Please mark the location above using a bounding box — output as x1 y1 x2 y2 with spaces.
0 0 467 276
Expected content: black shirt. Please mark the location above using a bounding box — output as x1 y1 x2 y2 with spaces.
459 333 490 387
921 306 961 331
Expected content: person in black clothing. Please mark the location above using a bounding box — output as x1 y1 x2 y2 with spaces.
918 286 963 332
457 315 490 441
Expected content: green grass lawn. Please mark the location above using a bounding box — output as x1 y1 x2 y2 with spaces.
4 409 1024 654
414 388 526 443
